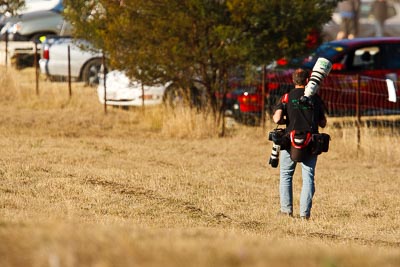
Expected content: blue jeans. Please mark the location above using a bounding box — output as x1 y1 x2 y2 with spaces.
279 149 317 217
374 20 385 37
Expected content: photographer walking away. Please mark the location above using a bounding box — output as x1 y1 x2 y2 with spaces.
272 68 327 220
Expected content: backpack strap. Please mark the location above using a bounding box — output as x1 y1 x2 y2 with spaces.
279 93 289 116
281 93 289 104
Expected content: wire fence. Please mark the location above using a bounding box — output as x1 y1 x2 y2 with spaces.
229 69 400 143
262 70 400 144
320 75 400 117
265 70 400 118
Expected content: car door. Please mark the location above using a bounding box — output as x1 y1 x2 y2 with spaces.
380 43 400 111
321 45 386 115
344 44 400 114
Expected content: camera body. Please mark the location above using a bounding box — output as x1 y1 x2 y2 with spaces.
268 128 287 168
268 128 286 144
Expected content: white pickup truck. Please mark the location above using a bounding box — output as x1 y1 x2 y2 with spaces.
39 37 103 85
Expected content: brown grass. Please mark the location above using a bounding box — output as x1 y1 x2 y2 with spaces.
0 67 399 267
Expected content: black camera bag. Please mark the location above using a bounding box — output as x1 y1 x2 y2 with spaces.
311 133 330 155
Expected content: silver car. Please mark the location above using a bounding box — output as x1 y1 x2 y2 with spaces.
39 37 103 85
322 0 400 41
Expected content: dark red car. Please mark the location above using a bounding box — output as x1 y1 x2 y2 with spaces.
232 37 400 120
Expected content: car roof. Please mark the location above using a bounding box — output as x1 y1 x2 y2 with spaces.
327 37 400 47
302 37 400 69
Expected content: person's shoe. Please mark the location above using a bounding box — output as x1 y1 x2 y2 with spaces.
278 211 293 217
299 215 310 220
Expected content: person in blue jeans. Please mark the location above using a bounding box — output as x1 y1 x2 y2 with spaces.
272 68 327 220
371 0 388 37
336 0 361 40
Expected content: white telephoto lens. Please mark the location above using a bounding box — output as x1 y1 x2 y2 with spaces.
304 81 318 97
313 57 332 76
304 57 332 97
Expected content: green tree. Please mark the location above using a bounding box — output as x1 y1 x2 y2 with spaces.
226 0 339 65
64 0 339 115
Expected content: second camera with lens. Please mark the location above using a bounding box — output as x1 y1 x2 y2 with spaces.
268 128 288 168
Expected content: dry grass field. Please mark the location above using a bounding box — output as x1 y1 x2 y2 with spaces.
0 67 399 267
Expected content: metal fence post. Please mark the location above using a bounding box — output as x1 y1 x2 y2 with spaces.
102 52 107 114
5 33 8 69
356 74 361 151
141 83 145 113
34 42 39 95
261 64 266 129
68 45 72 97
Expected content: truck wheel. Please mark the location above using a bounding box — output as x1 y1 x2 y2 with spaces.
82 58 102 86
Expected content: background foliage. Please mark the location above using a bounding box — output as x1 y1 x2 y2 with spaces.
64 0 339 112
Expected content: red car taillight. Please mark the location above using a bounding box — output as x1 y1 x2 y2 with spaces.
238 94 259 104
268 82 279 90
238 93 262 112
332 63 344 71
43 47 49 60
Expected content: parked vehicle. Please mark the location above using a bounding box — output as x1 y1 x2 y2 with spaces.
220 85 266 124
39 37 103 85
322 0 400 41
0 0 63 14
0 0 63 31
97 70 172 107
19 0 63 14
0 7 70 42
231 37 400 121
303 37 400 77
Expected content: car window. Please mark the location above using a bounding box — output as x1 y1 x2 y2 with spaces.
350 46 380 70
240 86 258 94
384 44 400 69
